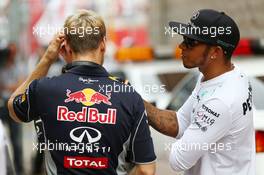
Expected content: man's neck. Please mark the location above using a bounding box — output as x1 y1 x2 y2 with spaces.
72 57 102 65
200 62 234 82
72 52 103 65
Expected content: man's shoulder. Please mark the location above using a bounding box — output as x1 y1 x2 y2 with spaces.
219 69 249 96
207 69 250 108
106 76 141 97
29 75 67 95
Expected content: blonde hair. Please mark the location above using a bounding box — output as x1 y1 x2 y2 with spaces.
64 10 106 54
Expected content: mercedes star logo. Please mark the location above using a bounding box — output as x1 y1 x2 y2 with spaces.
191 11 200 20
70 127 101 143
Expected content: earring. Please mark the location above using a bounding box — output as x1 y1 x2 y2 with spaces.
210 56 215 59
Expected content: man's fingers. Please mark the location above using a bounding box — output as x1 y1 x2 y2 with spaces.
44 33 66 62
56 35 65 42
49 35 64 51
55 37 64 48
55 32 65 42
50 33 65 46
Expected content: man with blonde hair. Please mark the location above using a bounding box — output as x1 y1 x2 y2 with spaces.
8 10 156 175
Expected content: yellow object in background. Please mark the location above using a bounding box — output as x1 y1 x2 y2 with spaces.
115 47 153 62
175 45 182 59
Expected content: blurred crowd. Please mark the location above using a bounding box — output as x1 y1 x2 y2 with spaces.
0 42 64 175
0 2 63 173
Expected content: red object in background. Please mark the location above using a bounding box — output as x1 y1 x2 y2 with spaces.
114 27 150 47
28 0 45 54
256 131 264 153
233 38 253 56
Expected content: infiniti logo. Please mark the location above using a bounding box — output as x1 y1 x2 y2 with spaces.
70 127 101 143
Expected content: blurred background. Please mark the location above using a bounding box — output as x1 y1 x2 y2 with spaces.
0 0 264 175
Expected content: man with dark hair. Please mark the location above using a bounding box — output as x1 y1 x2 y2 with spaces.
144 9 255 175
8 10 156 175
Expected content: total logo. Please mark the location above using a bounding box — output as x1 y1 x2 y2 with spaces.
70 127 101 143
57 106 116 124
64 156 108 169
65 88 112 106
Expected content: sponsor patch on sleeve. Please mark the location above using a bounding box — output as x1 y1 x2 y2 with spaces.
192 104 221 132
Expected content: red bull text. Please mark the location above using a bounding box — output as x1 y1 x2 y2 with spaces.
57 106 116 124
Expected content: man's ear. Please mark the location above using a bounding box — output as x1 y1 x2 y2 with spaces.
64 40 73 55
210 46 222 59
60 40 73 63
100 37 106 52
215 46 225 58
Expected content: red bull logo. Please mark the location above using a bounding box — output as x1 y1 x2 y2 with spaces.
65 89 87 103
64 88 112 106
90 92 111 105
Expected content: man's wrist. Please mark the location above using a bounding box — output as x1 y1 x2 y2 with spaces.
41 49 59 64
41 53 56 65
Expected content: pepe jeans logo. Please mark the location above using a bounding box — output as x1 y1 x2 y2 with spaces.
70 127 102 143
